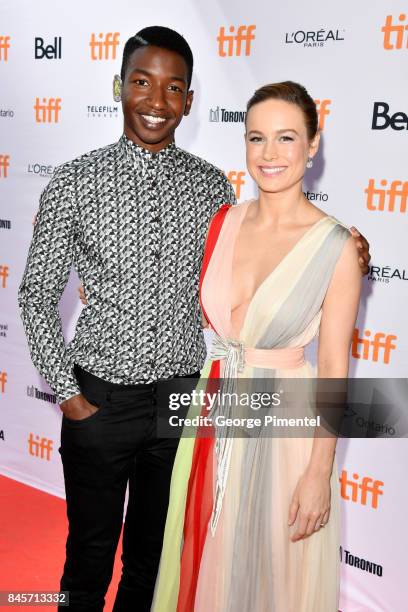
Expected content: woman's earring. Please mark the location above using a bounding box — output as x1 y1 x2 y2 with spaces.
306 157 313 169
113 75 122 102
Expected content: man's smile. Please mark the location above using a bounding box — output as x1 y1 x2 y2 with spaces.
139 113 169 129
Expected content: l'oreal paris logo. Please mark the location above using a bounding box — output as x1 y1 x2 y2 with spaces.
368 265 408 283
285 28 345 47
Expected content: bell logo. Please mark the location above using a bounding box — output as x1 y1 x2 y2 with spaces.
28 433 53 461
217 25 256 57
227 171 246 199
314 99 331 130
365 179 407 213
339 470 384 509
0 155 10 178
34 36 62 60
382 14 408 50
0 371 7 394
372 102 408 130
352 328 397 364
0 265 9 288
90 33 120 60
34 98 62 123
0 36 10 61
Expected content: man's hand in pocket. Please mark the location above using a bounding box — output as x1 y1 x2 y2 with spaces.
60 394 99 421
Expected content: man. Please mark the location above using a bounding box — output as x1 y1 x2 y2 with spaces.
19 26 370 612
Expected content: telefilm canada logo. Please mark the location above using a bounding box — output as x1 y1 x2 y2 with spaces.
0 109 14 118
285 27 345 48
87 104 119 119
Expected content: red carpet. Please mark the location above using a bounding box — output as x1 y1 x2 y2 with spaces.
0 475 122 611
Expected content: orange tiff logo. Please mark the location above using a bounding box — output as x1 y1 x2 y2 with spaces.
0 36 10 61
28 433 53 461
90 32 120 60
227 171 246 199
0 265 9 288
382 14 408 49
217 25 256 57
0 155 10 178
365 179 407 213
352 328 397 364
0 371 7 394
314 99 331 130
339 470 384 509
34 97 62 123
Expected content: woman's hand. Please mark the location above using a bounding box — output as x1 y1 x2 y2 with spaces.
288 468 331 542
78 285 87 305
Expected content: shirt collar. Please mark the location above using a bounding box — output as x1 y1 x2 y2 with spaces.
119 134 177 167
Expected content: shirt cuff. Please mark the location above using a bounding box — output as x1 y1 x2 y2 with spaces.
53 368 82 406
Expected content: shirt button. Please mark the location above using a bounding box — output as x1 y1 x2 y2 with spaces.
150 326 157 332
154 252 160 259
151 217 160 223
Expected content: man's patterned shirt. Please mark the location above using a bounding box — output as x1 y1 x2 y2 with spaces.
18 135 236 404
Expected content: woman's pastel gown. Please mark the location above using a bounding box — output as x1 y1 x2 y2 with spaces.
152 200 350 612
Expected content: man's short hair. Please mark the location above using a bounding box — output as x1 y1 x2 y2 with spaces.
120 26 194 87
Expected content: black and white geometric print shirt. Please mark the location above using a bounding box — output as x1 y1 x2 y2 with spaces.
19 135 236 404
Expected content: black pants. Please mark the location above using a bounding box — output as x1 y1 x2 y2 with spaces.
59 365 198 612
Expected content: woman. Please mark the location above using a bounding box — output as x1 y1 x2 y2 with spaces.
152 81 361 612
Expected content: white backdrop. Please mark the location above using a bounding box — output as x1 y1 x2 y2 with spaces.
0 1 407 610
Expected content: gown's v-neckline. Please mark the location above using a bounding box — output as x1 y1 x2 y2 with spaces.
229 201 330 337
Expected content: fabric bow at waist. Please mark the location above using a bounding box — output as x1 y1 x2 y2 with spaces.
208 334 305 536
209 334 305 376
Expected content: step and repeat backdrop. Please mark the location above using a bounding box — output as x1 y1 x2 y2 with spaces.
1 0 407 610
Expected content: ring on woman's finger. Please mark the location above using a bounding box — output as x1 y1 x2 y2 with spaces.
320 523 325 527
